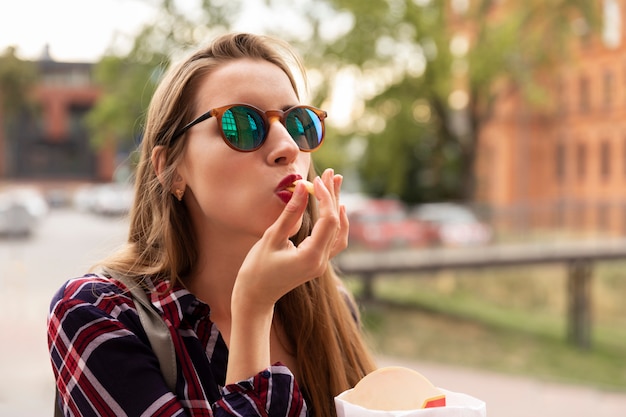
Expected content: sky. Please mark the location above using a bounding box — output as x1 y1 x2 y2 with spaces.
0 0 329 63
0 0 159 62
0 0 356 124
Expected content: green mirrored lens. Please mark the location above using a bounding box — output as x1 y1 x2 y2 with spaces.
222 107 266 150
285 108 322 150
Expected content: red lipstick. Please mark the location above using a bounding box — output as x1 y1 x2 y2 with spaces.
275 173 303 204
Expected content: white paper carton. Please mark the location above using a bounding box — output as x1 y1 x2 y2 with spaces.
334 367 486 417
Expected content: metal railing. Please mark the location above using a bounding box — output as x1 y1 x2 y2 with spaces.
336 238 626 349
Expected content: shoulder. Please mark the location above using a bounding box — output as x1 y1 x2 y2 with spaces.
49 273 136 322
51 273 126 305
48 274 154 349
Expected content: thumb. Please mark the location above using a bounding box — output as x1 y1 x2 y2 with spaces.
266 181 309 243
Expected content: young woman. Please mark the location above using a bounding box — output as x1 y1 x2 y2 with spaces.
48 32 377 417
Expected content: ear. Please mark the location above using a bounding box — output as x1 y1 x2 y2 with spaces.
151 145 186 196
151 145 168 186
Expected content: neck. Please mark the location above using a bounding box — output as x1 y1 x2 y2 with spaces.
185 231 257 321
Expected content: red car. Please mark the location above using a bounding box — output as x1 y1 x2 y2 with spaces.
348 199 433 249
411 203 493 247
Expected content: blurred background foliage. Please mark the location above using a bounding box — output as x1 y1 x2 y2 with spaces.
0 0 599 204
0 47 38 116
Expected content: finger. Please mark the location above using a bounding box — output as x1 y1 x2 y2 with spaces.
265 181 309 245
315 169 339 213
333 174 343 197
311 174 332 204
330 204 349 258
321 169 336 202
313 176 337 222
333 174 343 212
302 178 340 253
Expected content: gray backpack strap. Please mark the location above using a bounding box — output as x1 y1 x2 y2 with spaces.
113 273 178 393
54 390 63 417
53 273 178 416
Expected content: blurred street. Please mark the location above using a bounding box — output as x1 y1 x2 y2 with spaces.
0 208 128 416
1 209 625 416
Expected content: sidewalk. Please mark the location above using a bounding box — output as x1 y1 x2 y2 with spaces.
377 356 626 417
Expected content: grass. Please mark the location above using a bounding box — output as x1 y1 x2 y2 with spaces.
343 262 626 391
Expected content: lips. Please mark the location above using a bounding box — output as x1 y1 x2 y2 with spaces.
275 173 303 203
276 173 303 192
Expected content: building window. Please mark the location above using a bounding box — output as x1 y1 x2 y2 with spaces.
603 70 614 110
577 142 587 180
579 76 590 113
623 64 626 105
603 0 622 49
68 104 91 138
621 138 626 177
41 67 92 87
597 203 609 232
555 142 566 183
556 77 567 116
574 201 586 230
600 140 611 181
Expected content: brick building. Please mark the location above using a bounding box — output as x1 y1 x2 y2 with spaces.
474 0 626 238
0 49 115 184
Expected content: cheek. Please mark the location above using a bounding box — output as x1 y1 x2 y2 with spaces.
180 140 235 205
180 141 313 236
180 149 268 232
298 154 313 178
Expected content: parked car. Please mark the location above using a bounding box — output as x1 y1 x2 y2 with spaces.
7 187 49 220
411 202 493 247
0 192 38 237
348 198 433 249
72 183 134 216
92 184 134 216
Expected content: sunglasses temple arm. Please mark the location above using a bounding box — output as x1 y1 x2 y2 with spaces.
172 112 214 143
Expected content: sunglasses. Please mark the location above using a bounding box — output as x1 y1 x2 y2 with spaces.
170 103 327 152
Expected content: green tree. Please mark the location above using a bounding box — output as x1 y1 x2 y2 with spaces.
0 47 38 176
318 0 599 203
86 0 242 152
0 46 38 118
85 0 350 173
86 0 599 198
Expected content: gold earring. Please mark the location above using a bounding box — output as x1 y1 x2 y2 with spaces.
174 189 184 201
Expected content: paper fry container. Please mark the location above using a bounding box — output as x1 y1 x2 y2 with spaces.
335 388 486 417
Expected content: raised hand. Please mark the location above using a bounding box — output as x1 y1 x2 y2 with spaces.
234 168 346 309
226 168 347 384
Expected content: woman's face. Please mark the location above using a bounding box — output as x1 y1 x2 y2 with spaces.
177 58 312 244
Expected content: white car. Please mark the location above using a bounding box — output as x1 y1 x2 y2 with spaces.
5 187 49 219
73 183 134 216
0 193 37 237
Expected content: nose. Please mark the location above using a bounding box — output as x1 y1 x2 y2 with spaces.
264 117 299 165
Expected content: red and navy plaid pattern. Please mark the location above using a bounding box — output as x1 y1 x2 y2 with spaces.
48 274 307 416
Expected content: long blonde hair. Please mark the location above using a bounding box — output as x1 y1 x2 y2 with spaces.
100 32 377 416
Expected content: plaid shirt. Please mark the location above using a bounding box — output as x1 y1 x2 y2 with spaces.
48 274 307 417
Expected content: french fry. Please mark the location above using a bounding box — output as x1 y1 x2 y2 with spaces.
286 179 315 195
